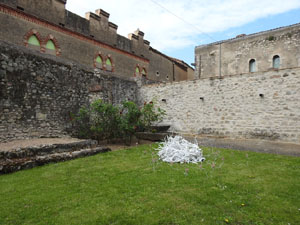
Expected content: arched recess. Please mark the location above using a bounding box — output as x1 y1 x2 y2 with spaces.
28 35 40 46
249 59 256 72
94 53 104 69
135 65 140 77
105 56 114 71
272 55 280 69
141 68 147 77
44 35 60 56
24 29 42 51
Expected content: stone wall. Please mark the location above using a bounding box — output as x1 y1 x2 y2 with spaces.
139 68 300 144
0 41 138 142
195 23 300 79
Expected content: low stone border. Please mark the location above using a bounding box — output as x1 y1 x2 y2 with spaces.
0 140 110 174
0 140 97 160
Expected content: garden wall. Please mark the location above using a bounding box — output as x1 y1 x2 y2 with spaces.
139 68 300 144
0 41 138 142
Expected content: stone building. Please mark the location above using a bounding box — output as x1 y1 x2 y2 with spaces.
0 0 194 82
0 0 299 153
195 23 300 79
140 23 300 152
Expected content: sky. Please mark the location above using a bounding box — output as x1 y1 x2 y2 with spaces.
66 0 300 66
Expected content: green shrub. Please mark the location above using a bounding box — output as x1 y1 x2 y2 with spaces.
120 101 142 142
72 106 92 139
90 99 121 141
72 99 165 143
140 101 166 131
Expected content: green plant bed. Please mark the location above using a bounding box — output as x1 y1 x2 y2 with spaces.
0 145 299 225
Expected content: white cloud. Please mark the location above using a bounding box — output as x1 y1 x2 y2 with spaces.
66 0 300 51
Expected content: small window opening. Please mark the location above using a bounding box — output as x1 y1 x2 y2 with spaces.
141 68 146 77
134 66 140 76
95 56 103 69
46 40 56 51
106 58 112 71
96 56 102 64
273 55 280 69
249 59 256 72
156 71 160 77
45 39 57 55
28 35 40 47
135 67 140 74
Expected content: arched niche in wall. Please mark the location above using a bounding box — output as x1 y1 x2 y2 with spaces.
141 68 147 77
105 56 113 72
249 59 256 72
272 55 280 69
28 35 40 47
135 65 140 77
24 29 42 51
94 53 104 69
44 35 60 56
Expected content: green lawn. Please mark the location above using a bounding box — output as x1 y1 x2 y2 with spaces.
0 144 299 225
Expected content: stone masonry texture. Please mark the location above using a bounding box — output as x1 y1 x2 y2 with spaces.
139 69 300 144
0 41 138 142
195 23 300 79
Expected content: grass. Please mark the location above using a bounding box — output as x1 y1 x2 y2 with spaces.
0 144 299 225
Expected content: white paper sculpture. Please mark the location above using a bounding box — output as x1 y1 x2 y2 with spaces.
157 135 205 164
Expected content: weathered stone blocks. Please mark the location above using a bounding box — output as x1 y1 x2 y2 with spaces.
140 68 300 144
0 41 139 142
0 139 111 174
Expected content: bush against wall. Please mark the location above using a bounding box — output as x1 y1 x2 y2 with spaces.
120 101 142 143
72 100 165 143
140 101 165 132
90 100 122 140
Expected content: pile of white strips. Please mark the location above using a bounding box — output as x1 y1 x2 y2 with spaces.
156 136 205 164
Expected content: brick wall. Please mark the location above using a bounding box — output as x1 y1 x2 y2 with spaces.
0 2 190 82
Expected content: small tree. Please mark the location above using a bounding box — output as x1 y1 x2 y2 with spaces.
140 101 166 132
72 106 92 139
119 101 142 144
90 99 121 141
